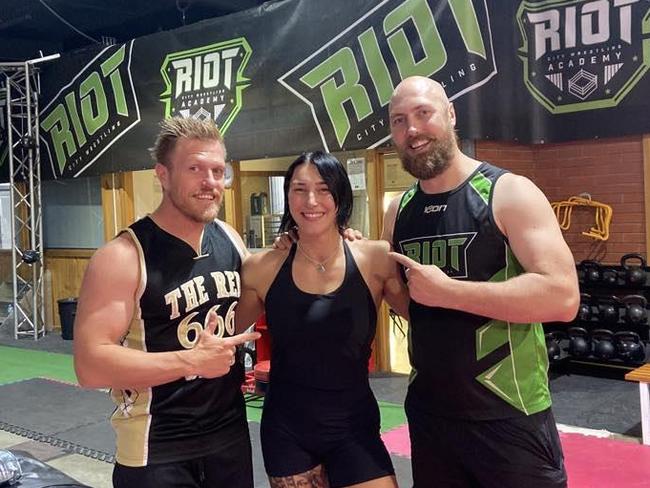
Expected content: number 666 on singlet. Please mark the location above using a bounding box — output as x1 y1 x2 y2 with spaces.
177 301 237 349
179 301 238 381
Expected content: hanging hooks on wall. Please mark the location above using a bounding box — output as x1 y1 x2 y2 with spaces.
551 193 613 241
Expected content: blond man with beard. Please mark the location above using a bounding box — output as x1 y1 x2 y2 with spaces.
383 77 579 488
74 118 259 488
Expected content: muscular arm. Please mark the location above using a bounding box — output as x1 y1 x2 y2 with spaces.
373 241 409 319
381 195 400 243
379 196 409 318
390 175 579 324
447 175 578 322
74 234 255 389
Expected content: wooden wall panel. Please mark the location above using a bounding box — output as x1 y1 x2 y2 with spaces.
224 161 243 235
0 251 13 284
44 249 93 328
101 172 135 241
364 149 390 371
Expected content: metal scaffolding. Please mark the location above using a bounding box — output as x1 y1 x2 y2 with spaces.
0 54 59 339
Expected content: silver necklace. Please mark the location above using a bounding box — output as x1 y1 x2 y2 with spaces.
297 237 341 273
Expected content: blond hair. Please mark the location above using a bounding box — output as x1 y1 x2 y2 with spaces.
149 117 225 167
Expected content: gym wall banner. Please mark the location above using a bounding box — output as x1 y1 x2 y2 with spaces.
5 0 649 180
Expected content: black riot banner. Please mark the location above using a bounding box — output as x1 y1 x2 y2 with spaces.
278 0 496 152
40 43 141 179
27 0 650 180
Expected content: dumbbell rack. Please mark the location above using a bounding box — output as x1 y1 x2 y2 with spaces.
544 257 650 379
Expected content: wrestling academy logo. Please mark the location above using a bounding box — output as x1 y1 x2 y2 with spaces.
517 0 650 113
160 39 251 133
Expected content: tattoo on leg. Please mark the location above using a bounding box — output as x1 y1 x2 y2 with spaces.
269 465 330 488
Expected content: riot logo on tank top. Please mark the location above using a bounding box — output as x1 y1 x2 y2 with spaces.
398 232 476 278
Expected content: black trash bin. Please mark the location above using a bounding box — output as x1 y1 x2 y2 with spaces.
58 298 78 340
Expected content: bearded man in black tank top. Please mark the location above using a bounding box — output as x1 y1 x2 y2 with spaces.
383 76 579 488
74 118 259 488
236 152 409 488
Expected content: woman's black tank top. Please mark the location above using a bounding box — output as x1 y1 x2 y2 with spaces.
265 242 377 390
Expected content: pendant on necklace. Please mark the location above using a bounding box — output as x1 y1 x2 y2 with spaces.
316 264 326 273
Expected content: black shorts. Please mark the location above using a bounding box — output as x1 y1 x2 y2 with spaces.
406 392 566 488
261 382 394 488
112 429 253 488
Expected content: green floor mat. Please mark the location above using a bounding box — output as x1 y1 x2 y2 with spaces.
378 401 407 432
0 345 77 385
245 395 264 423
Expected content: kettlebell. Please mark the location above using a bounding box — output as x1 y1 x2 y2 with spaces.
591 329 616 360
620 254 647 286
577 293 592 322
614 331 646 363
579 260 601 283
598 296 620 325
545 332 564 362
567 327 591 358
622 295 648 325
601 267 619 286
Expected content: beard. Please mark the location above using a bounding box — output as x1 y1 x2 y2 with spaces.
397 125 457 180
169 187 222 223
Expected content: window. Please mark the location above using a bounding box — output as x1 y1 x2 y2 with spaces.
42 176 103 249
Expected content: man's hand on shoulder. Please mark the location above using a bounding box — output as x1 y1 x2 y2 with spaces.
341 227 364 241
273 226 364 250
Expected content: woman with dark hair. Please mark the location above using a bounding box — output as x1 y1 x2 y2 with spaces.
236 151 408 488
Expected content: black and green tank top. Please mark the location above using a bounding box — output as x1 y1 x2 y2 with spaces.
393 162 551 420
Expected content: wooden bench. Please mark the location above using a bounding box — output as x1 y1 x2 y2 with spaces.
625 363 650 445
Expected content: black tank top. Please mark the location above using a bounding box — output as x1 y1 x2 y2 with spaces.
110 216 247 466
265 242 376 390
393 162 552 420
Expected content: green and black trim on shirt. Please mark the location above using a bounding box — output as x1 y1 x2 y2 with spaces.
393 162 551 420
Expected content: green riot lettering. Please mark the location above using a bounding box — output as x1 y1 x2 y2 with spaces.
41 105 77 173
41 45 128 174
79 72 108 136
402 236 468 272
300 48 373 148
448 0 486 58
100 46 128 115
358 28 393 106
64 92 87 147
384 0 447 79
297 0 483 149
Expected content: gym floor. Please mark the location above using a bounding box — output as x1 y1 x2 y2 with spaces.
1 325 649 488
